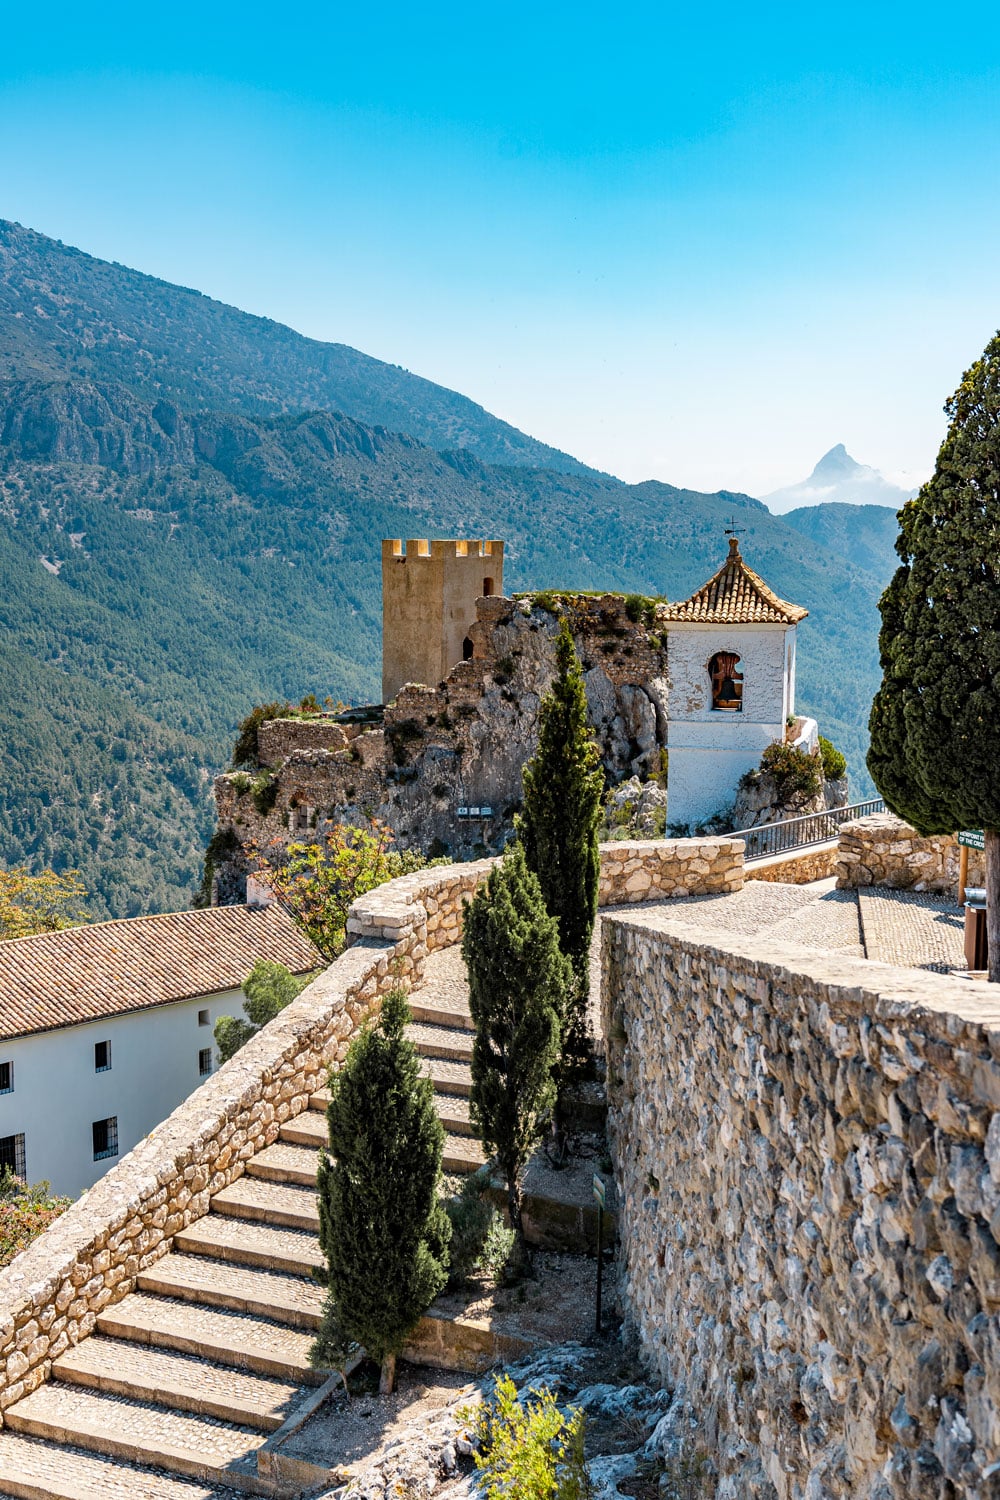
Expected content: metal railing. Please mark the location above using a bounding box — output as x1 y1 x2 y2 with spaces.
736 798 885 861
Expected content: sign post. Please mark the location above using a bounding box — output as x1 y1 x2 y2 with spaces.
958 831 985 906
593 1173 606 1333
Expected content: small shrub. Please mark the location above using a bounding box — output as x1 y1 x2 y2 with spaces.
480 1214 517 1285
819 735 847 782
230 771 253 795
231 701 291 768
756 742 821 802
444 1169 495 1287
466 1373 592 1500
0 1170 70 1268
251 773 280 817
215 960 311 1063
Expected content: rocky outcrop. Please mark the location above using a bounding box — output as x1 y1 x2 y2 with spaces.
212 592 671 894
603 911 1000 1497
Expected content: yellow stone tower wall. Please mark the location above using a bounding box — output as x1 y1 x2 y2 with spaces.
381 539 504 703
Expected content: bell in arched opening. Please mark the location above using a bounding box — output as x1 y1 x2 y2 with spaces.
709 651 743 711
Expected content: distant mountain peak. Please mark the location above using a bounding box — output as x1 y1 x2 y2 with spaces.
764 444 919 516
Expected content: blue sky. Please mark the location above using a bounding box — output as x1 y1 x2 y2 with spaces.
3 2 1000 494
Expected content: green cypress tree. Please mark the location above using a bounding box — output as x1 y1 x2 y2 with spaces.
462 844 570 1253
867 330 1000 979
518 620 604 1061
311 987 450 1393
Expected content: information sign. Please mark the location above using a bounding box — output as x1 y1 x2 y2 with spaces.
959 830 985 851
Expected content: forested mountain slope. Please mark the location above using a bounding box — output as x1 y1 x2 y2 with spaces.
0 223 899 916
0 220 591 475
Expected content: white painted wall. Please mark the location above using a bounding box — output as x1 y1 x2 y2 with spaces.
0 989 240 1198
667 622 796 830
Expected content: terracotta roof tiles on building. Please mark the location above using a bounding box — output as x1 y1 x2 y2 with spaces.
0 904 320 1041
662 538 808 626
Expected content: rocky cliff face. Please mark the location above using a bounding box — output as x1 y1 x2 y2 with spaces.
211 592 669 899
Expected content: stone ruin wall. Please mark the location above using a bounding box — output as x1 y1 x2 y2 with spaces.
212 592 670 900
603 911 1000 1498
838 813 985 897
0 839 743 1419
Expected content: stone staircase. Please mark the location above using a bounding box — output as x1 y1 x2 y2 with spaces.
0 991 485 1498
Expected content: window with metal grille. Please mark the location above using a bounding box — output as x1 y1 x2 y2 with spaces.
94 1040 111 1072
199 1048 212 1077
92 1117 118 1161
198 1009 209 1027
0 1134 26 1178
0 1061 12 1095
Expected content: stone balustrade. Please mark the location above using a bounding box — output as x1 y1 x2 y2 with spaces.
602 909 1000 1498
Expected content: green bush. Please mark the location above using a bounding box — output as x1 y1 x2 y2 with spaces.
0 1170 70 1268
466 1373 591 1500
745 742 821 803
214 960 311 1063
251 773 280 818
819 735 847 782
231 701 291 769
444 1169 496 1287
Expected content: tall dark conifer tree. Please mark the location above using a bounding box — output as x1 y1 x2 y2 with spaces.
518 620 604 1060
311 988 450 1393
462 845 569 1252
868 331 1000 979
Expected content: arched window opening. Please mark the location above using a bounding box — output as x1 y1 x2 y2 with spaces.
482 577 494 597
462 635 474 661
709 652 743 712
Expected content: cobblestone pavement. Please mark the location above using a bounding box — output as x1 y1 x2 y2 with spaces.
858 886 967 973
419 876 969 1028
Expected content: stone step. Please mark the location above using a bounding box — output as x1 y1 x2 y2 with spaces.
436 1093 473 1137
0 1431 246 1500
294 1093 473 1142
278 1111 327 1149
212 1178 320 1233
406 1021 474 1063
408 993 473 1032
96 1294 324 1386
137 1254 323 1331
443 1133 487 1173
423 1056 473 1099
4 1384 273 1496
175 1215 321 1278
245 1141 319 1188
52 1337 300 1434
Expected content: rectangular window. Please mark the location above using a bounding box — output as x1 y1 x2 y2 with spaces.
198 1048 213 1077
92 1117 118 1161
0 1133 26 1179
94 1040 111 1073
0 1061 12 1095
198 1009 209 1027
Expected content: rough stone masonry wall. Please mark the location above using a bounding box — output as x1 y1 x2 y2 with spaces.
838 813 985 896
602 912 1000 1499
0 837 742 1417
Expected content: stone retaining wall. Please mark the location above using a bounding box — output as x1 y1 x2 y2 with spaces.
745 841 839 885
0 838 743 1417
602 911 1000 1498
837 812 985 895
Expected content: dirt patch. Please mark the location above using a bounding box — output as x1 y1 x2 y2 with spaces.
282 1361 474 1474
432 1249 619 1344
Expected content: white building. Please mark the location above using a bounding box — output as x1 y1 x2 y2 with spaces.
664 536 809 831
0 904 318 1197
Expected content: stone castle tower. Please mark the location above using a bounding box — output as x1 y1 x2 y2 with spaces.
381 538 504 702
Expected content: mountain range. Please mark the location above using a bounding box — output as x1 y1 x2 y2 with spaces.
764 443 919 514
0 219 901 917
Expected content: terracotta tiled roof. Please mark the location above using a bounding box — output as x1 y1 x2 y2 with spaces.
662 538 808 625
0 905 320 1041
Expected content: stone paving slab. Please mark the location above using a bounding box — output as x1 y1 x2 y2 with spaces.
5 1384 267 1487
95 1295 323 1385
278 1110 327 1148
175 1215 320 1278
245 1141 320 1187
442 1132 486 1172
53 1337 301 1433
137 1254 323 1330
859 886 967 972
0 1432 247 1500
212 1178 320 1233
